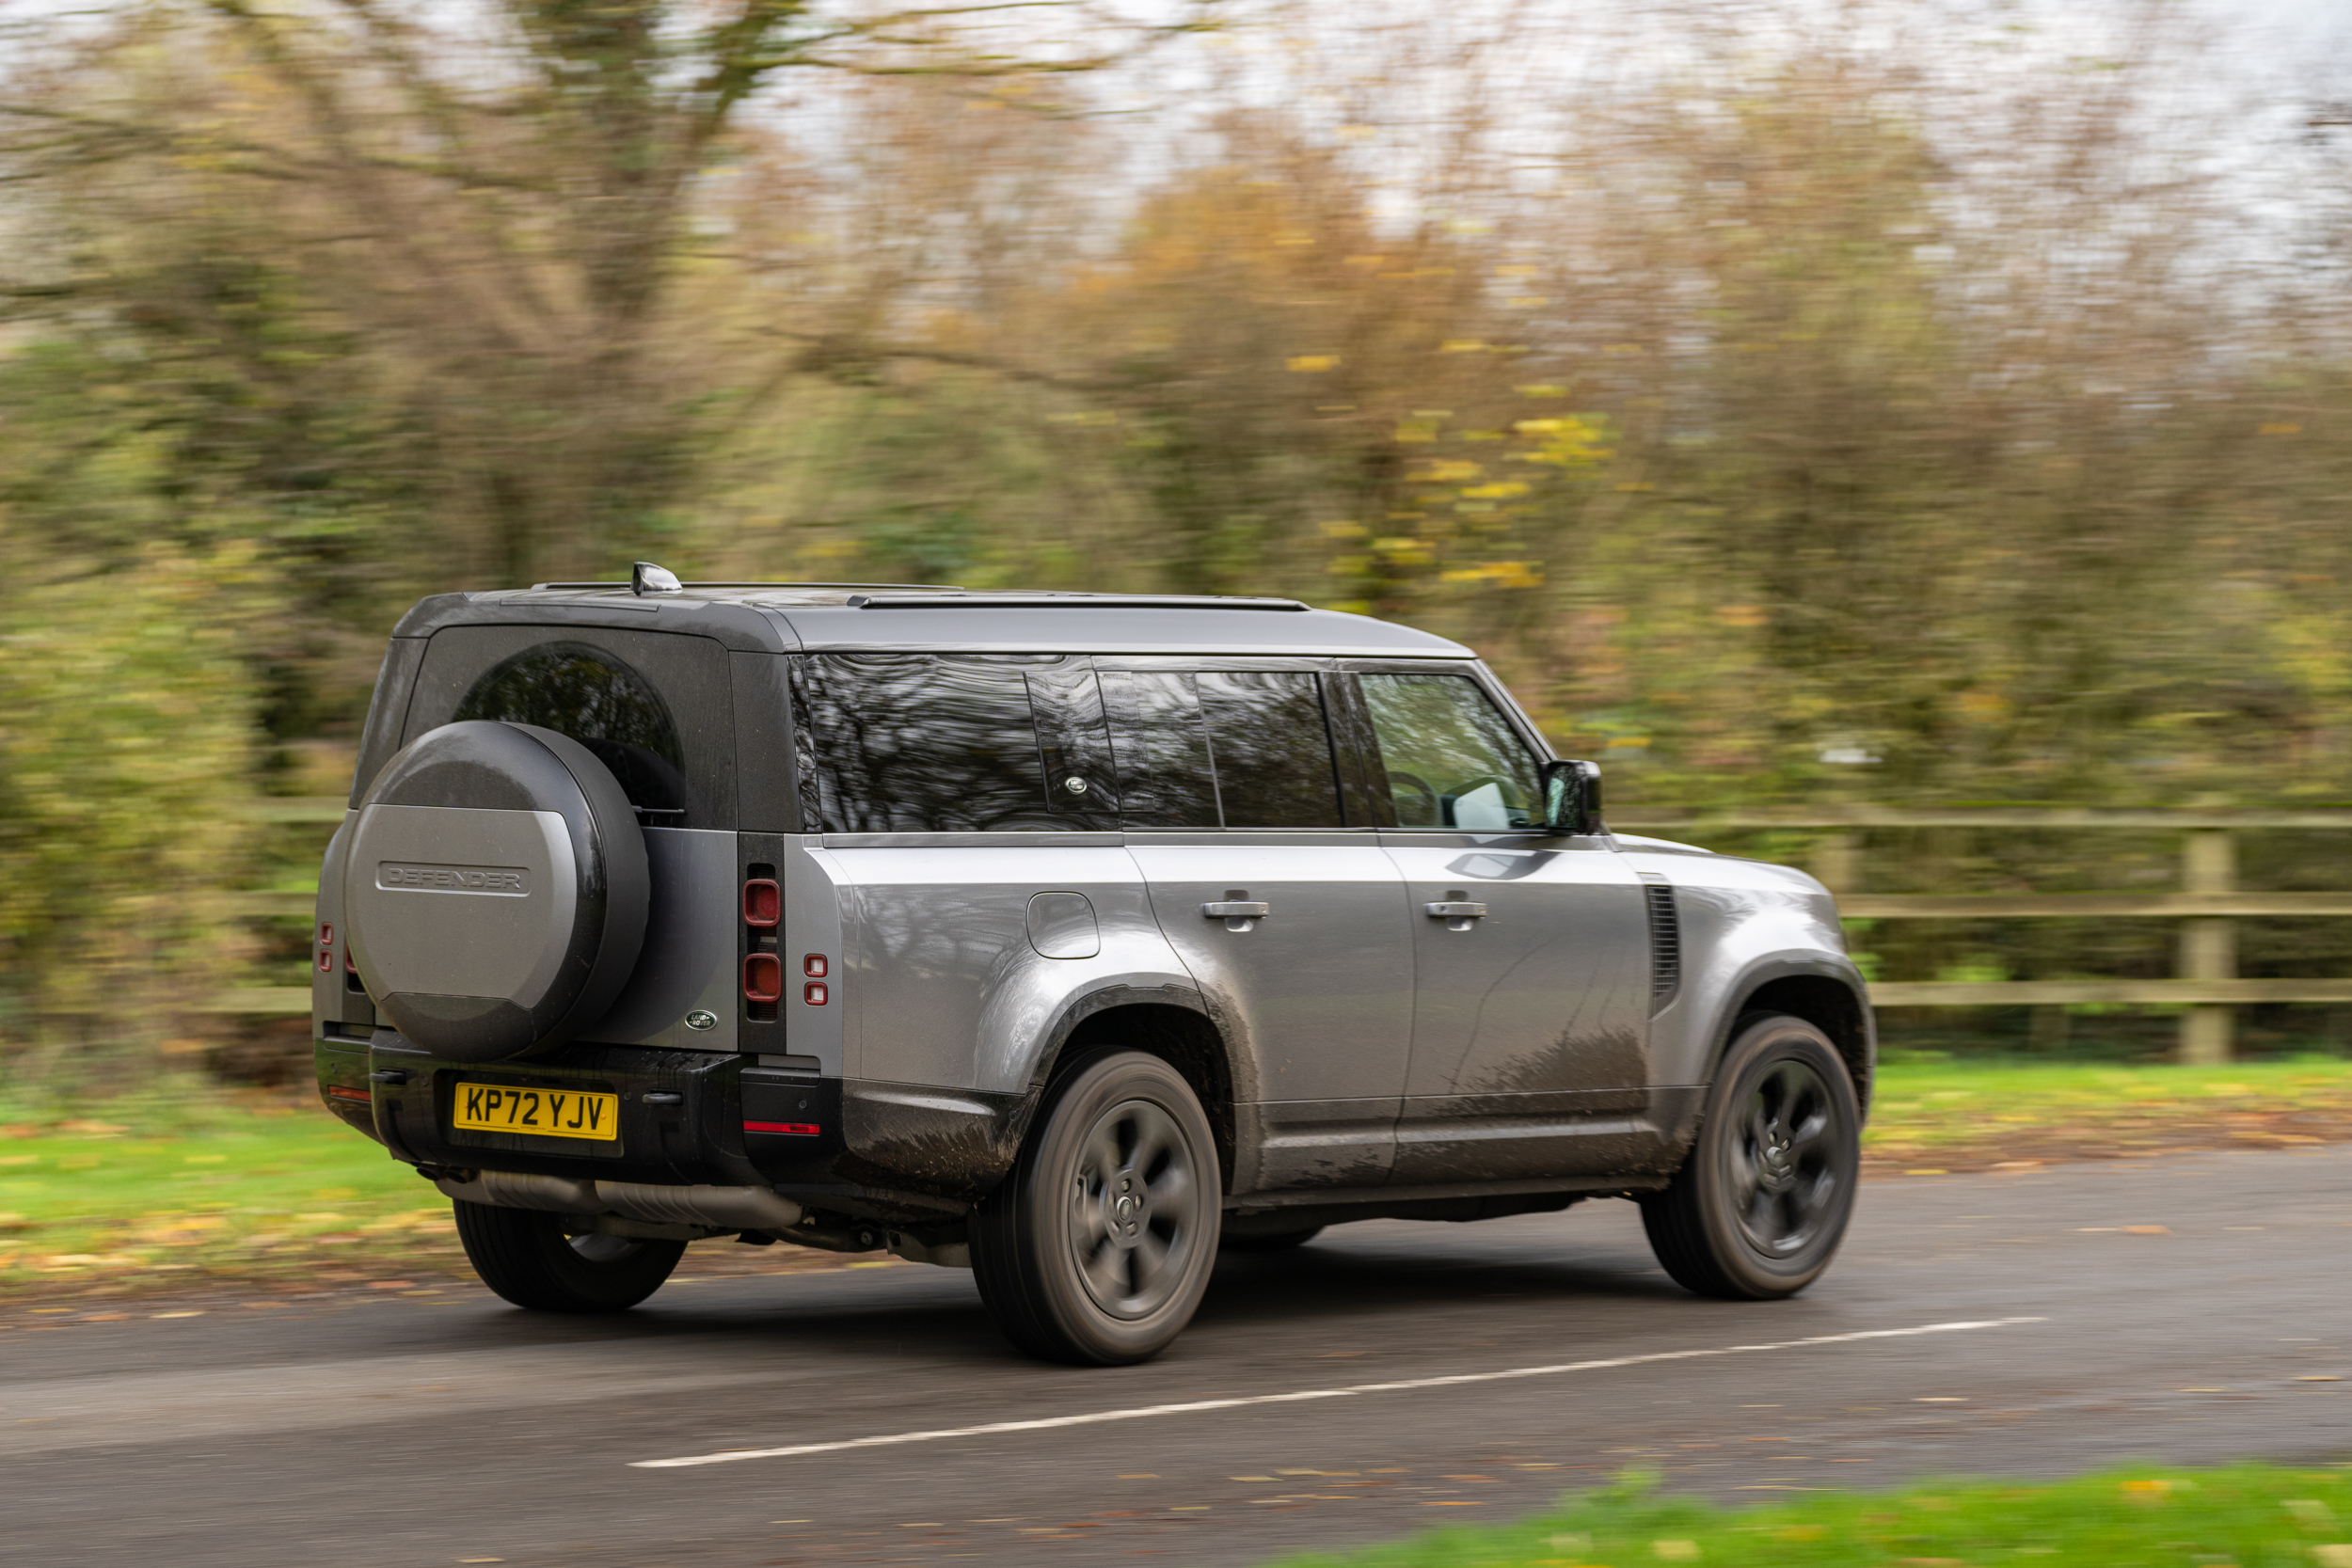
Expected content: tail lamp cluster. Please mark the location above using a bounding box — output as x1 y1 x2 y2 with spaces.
740 871 831 1015
317 924 365 994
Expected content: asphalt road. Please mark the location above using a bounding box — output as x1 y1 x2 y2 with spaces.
6 1146 2349 1568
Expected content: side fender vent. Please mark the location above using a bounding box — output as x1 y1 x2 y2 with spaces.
1640 875 1679 1014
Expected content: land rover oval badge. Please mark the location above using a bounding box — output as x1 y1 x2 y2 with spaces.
684 1009 718 1032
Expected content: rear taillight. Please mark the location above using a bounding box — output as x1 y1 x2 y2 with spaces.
803 980 830 1006
742 879 780 927
326 1085 371 1104
803 954 829 978
743 952 784 1004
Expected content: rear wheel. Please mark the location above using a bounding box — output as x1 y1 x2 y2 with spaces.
1641 1014 1859 1300
453 1200 685 1312
971 1049 1221 1365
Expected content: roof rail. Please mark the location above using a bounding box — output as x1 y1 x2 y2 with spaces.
844 593 1310 610
527 580 966 592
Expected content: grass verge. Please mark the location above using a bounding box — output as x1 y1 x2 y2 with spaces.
1 1057 2349 1297
1860 1058 2352 1173
1264 1464 2352 1568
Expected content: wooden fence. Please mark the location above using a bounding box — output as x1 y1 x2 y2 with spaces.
215 800 2352 1062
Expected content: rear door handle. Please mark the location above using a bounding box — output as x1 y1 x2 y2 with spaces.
1202 900 1269 932
1425 900 1486 932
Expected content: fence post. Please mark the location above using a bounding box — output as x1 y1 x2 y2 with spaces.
2178 828 2236 1064
1812 832 1860 895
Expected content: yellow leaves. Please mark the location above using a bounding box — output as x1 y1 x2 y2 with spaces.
1048 410 1119 426
1714 604 1769 627
1319 521 1368 539
1417 459 1485 483
1287 356 1340 372
2122 1478 2194 1501
1653 1542 1701 1560
1956 689 2009 723
2260 422 2303 436
1442 562 1544 590
1518 384 1567 398
1459 482 1529 500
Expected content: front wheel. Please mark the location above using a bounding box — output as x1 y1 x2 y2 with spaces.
453 1200 686 1312
970 1049 1221 1365
1641 1014 1860 1300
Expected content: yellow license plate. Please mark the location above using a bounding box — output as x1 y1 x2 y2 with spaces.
453 1083 620 1142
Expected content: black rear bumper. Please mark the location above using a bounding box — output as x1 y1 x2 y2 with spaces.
315 1031 844 1190
313 1032 1027 1222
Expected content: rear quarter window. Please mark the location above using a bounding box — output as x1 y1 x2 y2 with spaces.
791 653 1110 832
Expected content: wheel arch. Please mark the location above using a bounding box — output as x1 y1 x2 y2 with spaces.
1716 965 1877 1117
1032 992 1237 1194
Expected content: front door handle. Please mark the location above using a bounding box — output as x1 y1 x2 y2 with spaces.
1202 900 1269 932
1424 900 1487 932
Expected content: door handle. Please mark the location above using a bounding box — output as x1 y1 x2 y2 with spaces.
1424 900 1486 932
1201 900 1269 932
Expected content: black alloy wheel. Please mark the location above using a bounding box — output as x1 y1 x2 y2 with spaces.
971 1048 1221 1365
453 1200 687 1312
1641 1013 1860 1300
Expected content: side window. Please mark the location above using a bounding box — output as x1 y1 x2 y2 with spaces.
792 654 1073 832
1359 673 1541 830
1101 672 1218 829
454 641 687 814
1196 672 1345 829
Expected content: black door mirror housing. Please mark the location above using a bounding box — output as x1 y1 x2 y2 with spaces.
1538 759 1603 835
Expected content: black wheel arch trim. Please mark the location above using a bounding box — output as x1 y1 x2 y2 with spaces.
1706 956 1877 1118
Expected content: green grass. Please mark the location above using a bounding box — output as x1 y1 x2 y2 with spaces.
1860 1058 2352 1164
1 1056 2349 1294
0 1079 453 1292
1265 1465 2352 1568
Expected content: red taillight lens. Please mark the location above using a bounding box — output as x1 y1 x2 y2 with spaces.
742 879 781 928
803 953 829 979
742 952 784 1004
803 980 829 1006
326 1085 371 1104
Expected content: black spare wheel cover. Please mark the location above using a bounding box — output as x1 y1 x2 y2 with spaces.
345 721 650 1062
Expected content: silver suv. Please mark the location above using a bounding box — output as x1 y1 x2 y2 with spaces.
313 568 1872 1364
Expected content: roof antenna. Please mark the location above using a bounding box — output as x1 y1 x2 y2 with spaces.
631 562 681 596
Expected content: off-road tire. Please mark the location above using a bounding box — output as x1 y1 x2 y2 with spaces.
971 1049 1221 1365
1641 1014 1860 1300
453 1200 686 1312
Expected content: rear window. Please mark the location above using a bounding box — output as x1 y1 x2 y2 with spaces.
402 626 736 826
1102 669 1345 830
454 641 687 814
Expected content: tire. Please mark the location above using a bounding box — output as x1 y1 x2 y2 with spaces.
1641 1014 1860 1301
453 1200 685 1312
970 1049 1222 1365
1219 1227 1324 1253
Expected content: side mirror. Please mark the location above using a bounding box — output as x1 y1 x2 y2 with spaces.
1538 759 1603 835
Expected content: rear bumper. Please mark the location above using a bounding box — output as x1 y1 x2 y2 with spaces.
314 1031 842 1190
311 1032 1026 1217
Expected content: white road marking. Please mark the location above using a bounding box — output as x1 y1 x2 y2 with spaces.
629 1316 2047 1470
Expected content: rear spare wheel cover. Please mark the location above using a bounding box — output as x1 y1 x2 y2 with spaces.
345 721 651 1061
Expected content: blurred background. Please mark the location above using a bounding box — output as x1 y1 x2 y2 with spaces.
4 0 2350 1098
